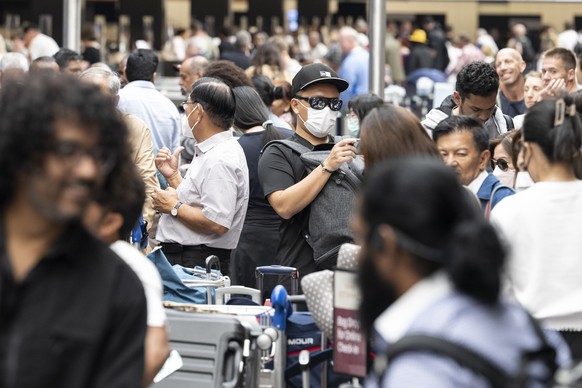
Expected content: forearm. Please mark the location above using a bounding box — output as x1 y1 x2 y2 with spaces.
175 204 228 235
268 164 331 219
143 327 170 387
165 172 183 189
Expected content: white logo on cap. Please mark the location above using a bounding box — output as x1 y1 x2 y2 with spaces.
320 71 331 77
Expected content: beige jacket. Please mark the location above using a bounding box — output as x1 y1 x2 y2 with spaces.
122 112 160 230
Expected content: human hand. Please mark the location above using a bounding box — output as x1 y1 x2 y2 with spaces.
324 138 358 171
538 78 566 101
152 187 179 214
155 146 184 179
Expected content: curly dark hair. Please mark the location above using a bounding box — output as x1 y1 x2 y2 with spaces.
0 73 131 208
125 49 158 82
455 61 499 100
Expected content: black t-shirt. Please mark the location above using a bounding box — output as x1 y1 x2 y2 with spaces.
499 91 526 118
258 133 335 280
0 222 147 387
238 128 292 224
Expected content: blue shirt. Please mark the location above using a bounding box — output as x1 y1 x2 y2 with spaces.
366 272 570 387
118 81 181 152
339 46 370 103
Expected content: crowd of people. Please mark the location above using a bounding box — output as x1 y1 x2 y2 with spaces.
2 15 582 387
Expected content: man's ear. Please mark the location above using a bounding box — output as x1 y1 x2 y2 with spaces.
567 68 575 83
453 91 462 106
99 212 123 243
519 60 526 73
371 224 400 282
152 71 157 83
479 149 491 171
290 98 301 115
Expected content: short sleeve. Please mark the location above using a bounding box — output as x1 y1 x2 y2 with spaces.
258 144 301 198
199 161 243 229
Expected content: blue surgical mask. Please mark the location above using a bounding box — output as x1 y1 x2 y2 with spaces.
347 117 360 137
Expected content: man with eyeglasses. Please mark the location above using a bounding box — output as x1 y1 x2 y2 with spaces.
258 63 358 284
0 74 147 387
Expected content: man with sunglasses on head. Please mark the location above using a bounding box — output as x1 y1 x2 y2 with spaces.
258 63 358 284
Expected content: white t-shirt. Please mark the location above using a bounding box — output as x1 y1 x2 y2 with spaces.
110 240 167 327
28 33 59 60
491 180 582 330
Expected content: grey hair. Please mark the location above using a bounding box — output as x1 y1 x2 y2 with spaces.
79 66 121 95
0 53 29 72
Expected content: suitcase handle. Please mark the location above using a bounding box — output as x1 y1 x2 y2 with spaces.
222 341 243 388
215 286 261 305
205 255 220 275
255 265 298 276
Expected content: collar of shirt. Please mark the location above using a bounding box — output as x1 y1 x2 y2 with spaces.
467 169 489 195
124 80 156 90
194 130 234 155
373 271 452 344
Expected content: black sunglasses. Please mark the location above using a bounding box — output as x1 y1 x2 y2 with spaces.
491 158 510 171
295 95 343 111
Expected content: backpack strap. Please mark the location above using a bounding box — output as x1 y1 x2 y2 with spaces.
379 334 509 387
262 138 312 157
504 114 515 130
485 183 515 219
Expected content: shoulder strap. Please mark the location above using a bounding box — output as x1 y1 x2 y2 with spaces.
261 138 311 157
383 334 509 387
485 183 515 219
504 114 515 130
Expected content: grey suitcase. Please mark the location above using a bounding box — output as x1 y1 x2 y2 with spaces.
154 308 261 388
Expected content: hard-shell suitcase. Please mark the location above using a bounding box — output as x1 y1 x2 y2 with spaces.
153 308 262 388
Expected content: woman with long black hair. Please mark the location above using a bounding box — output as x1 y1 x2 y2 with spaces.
230 86 292 289
491 95 582 360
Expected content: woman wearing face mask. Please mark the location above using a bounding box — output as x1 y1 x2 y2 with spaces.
488 131 518 187
512 71 543 129
346 93 384 137
491 95 582 360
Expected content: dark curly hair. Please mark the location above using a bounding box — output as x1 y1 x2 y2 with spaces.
0 73 131 209
455 61 499 100
125 49 158 82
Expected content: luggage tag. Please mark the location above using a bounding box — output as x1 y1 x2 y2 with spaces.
153 349 183 383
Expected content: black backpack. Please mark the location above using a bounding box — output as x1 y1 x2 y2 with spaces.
263 137 364 269
375 314 563 387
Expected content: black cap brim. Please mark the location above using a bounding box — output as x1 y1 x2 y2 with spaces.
295 77 349 96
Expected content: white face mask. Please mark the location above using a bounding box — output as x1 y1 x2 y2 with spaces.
346 117 360 137
514 171 535 191
186 104 200 135
298 103 339 138
493 166 515 187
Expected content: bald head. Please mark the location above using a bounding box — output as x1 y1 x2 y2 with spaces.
339 26 359 54
179 56 209 96
495 48 525 89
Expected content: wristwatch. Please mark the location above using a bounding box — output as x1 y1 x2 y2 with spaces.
171 201 183 217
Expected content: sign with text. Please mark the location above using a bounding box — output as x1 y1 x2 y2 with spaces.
333 269 367 378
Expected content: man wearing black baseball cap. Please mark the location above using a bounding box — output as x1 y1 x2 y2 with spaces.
258 63 359 285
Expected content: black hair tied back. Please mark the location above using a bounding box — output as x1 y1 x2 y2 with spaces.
446 220 505 305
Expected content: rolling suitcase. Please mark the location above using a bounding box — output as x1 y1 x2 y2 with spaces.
153 308 262 388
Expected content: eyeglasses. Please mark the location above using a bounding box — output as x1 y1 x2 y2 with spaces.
295 95 343 111
490 158 510 172
49 141 116 174
181 101 194 111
